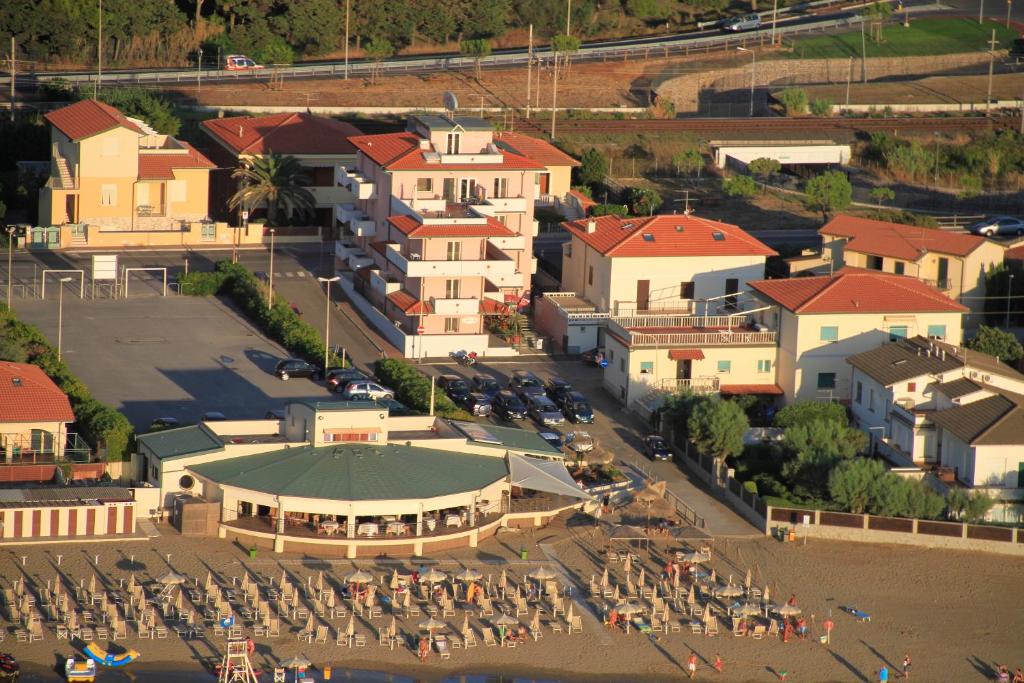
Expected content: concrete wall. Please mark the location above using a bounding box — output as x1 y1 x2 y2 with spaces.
714 144 850 168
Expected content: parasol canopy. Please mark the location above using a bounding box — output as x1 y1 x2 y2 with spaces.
527 567 557 581
280 654 311 669
158 571 187 585
344 569 374 584
455 568 483 583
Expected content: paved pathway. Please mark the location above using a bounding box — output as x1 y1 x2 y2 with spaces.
538 543 611 644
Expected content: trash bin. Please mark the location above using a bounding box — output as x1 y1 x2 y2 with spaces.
520 546 528 561
788 529 797 543
249 547 258 559
534 337 544 350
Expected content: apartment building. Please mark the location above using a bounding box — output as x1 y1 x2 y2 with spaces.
492 131 580 212
335 115 548 357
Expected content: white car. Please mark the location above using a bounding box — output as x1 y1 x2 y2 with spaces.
564 431 595 455
341 381 394 401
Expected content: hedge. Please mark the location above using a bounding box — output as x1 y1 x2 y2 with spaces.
374 358 468 419
178 262 342 368
0 307 134 461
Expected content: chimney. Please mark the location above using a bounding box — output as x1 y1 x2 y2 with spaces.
586 219 597 234
238 126 243 138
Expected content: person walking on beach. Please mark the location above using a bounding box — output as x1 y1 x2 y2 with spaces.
713 654 723 673
687 652 698 679
878 665 890 683
902 654 911 679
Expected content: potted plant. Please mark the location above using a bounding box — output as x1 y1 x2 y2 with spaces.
503 313 526 346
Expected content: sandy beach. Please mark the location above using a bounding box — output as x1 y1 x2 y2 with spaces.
2 512 1022 682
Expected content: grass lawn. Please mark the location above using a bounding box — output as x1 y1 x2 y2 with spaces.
783 18 1018 59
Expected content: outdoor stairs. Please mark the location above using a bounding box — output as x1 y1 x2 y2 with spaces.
633 388 669 419
515 317 544 354
54 157 74 189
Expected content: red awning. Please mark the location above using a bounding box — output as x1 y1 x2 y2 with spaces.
668 349 705 361
719 384 785 395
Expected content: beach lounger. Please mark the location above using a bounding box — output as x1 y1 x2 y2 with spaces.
268 619 280 637
843 606 871 622
436 635 451 660
483 628 497 646
669 618 682 633
569 616 583 634
57 625 69 640
315 625 328 644
731 619 743 636
705 616 719 636
14 630 26 643
751 624 766 639
767 619 779 638
463 629 478 648
550 619 563 634
273 668 286 682
354 633 367 647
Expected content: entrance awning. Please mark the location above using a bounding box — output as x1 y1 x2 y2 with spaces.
719 384 784 395
508 454 593 501
668 349 705 361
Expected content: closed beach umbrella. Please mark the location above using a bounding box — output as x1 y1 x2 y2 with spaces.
744 569 752 591
661 603 670 623
241 573 250 592
612 584 620 602
279 569 288 587
304 613 315 634
158 571 187 585
778 603 801 617
498 569 507 590
175 590 184 612
623 554 632 575
528 567 557 581
204 572 212 591
687 586 695 606
703 606 713 624
600 568 609 588
421 568 447 584
403 590 411 609
566 604 575 624
345 569 374 585
326 591 336 609
365 585 377 608
290 590 299 608
389 615 397 637
455 568 483 583
672 569 680 590
346 614 355 637
530 608 541 632
637 567 645 587
390 570 400 590
461 613 469 634
763 586 771 603
618 602 644 616
492 613 518 627
280 654 311 670
88 574 97 595
316 571 324 594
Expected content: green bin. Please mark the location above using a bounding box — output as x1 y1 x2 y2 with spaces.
249 547 258 559
520 547 528 561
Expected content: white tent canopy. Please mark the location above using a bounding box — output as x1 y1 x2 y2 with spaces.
509 454 593 501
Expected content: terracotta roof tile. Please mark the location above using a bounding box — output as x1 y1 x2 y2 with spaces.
820 214 991 260
349 132 545 171
138 142 215 180
719 384 785 395
494 131 580 167
562 214 776 258
0 362 75 423
748 267 968 314
386 215 515 238
1006 243 1024 261
387 290 432 315
44 99 144 140
201 112 363 156
668 349 705 360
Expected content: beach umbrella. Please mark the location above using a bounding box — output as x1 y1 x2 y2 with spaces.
316 571 324 594
88 574 97 595
492 613 518 627
390 570 400 591
389 615 397 638
600 568 609 588
623 554 633 576
637 567 646 588
158 571 187 585
345 569 374 585
718 584 743 598
736 602 761 617
346 614 355 637
612 584 620 602
455 567 483 583
530 608 541 632
402 590 411 610
763 586 771 603
418 616 447 631
420 568 447 584
687 586 695 606
617 602 644 616
681 551 707 563
280 654 311 670
709 569 717 584
528 567 557 582
326 591 336 609
777 604 801 617
498 569 507 590
461 613 469 634
744 569 752 591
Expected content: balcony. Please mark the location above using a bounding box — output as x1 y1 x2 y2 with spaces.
385 244 518 279
658 377 721 394
470 195 529 215
1 432 92 465
488 234 526 251
336 203 376 237
336 167 375 200
608 315 777 348
921 278 952 292
432 297 480 315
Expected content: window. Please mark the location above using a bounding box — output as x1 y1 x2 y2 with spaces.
495 214 508 225
817 372 836 389
894 261 905 275
30 429 53 453
201 222 216 241
757 359 771 373
608 349 614 362
493 178 508 198
101 136 119 156
100 184 117 206
869 388 876 412
168 180 187 203
889 325 908 341
588 266 593 285
416 178 433 193
446 133 460 154
867 255 883 271
855 381 863 404
445 279 460 299
178 475 195 490
446 241 461 261
907 382 917 392
444 317 459 333
717 360 732 374
680 281 695 299
619 358 625 372
927 324 946 339
820 326 839 342
640 361 654 374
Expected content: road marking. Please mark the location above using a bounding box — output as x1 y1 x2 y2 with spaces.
284 272 294 277
273 273 282 278
296 271 307 277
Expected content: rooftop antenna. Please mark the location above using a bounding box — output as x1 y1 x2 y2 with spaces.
443 91 459 123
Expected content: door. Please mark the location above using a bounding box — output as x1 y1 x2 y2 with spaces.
85 508 96 535
32 510 41 537
677 360 692 380
442 178 456 202
636 280 650 311
724 278 739 309
13 510 23 538
122 505 134 534
51 509 60 536
936 257 949 289
108 505 118 534
68 508 78 536
458 178 476 201
65 194 78 223
538 173 550 196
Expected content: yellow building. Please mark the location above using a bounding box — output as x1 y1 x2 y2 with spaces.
817 214 1005 326
37 99 225 248
749 267 967 404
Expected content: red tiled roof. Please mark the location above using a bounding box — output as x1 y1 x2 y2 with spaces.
386 215 515 238
387 290 432 315
748 267 968 314
568 189 597 208
668 349 705 360
1006 244 1024 261
138 142 215 180
820 214 990 260
200 112 363 156
349 132 545 171
0 362 75 423
720 384 784 395
44 99 144 141
494 131 580 167
562 214 777 258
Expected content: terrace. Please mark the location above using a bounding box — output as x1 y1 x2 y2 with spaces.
607 315 777 348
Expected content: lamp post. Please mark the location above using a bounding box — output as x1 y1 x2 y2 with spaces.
57 276 73 362
737 47 755 117
317 275 340 370
267 228 275 309
197 47 203 93
5 225 14 310
1007 273 1014 329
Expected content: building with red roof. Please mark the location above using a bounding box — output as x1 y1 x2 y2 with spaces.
335 115 552 358
748 268 966 403
817 214 1004 324
37 99 231 249
200 112 364 228
0 361 86 464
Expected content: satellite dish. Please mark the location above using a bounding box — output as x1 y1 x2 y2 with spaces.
443 91 459 117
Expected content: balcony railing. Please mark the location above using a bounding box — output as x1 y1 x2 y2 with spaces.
336 203 376 237
385 245 518 279
630 330 777 346
658 377 721 394
336 167 375 200
921 278 952 291
607 316 777 347
432 297 480 315
1 432 92 465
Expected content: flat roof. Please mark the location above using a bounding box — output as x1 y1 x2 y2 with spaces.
416 115 493 132
136 424 224 461
189 442 508 501
448 420 563 456
288 400 391 412
0 487 133 507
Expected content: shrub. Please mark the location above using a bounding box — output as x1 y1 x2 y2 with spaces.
747 157 781 177
804 170 853 218
809 98 833 117
742 480 758 496
177 271 228 296
722 175 757 198
778 88 808 115
687 396 748 460
578 148 609 186
373 358 467 418
625 187 662 215
590 204 629 217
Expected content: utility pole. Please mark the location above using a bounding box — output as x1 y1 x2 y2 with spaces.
8 37 14 122
1008 0 1013 28
566 0 572 35
771 0 779 45
267 228 275 309
344 0 350 80
550 52 558 140
95 0 102 99
979 0 985 23
197 47 203 93
860 15 867 83
526 24 533 119
845 55 853 110
987 30 998 113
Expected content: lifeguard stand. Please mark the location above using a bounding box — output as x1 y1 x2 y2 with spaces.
218 639 259 683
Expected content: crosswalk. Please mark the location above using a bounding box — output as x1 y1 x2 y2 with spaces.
274 271 308 278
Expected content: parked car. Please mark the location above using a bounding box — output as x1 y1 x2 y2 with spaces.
492 390 528 420
538 431 564 450
325 368 367 393
564 430 595 455
545 377 574 404
341 381 394 400
527 395 565 427
967 215 1024 237
722 13 761 31
274 358 320 380
150 417 180 430
201 411 226 422
471 373 502 398
509 370 546 398
581 347 606 367
461 392 493 417
560 391 595 424
644 434 671 461
225 54 264 70
438 374 471 404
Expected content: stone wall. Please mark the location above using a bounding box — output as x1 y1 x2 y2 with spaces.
657 52 1001 113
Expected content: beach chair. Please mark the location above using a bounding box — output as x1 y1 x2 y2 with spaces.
436 635 451 660
705 616 719 636
268 619 280 638
569 616 583 634
607 551 620 562
57 625 69 640
731 618 743 637
483 628 497 647
314 625 329 644
354 633 367 647
95 626 109 641
154 624 168 639
515 597 528 617
463 629 478 648
273 668 286 682
336 629 348 647
137 621 153 639
844 607 872 622
767 619 779 638
650 616 664 634
14 630 26 643
479 598 494 617
751 624 766 639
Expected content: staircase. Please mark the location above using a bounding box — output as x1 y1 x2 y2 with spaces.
54 157 75 189
515 317 542 354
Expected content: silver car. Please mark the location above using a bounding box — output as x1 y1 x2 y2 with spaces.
723 13 761 31
341 381 394 400
968 216 1024 237
527 395 565 426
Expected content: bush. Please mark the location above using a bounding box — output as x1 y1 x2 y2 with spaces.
687 396 748 460
590 204 629 217
722 175 757 198
578 148 609 186
373 359 467 418
742 480 758 496
809 98 833 117
778 88 808 115
626 187 662 215
965 325 1024 363
177 271 229 296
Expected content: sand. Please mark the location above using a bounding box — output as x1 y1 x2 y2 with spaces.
2 512 1022 682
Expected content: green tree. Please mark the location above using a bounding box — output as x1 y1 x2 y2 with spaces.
862 0 893 43
552 33 581 78
461 0 509 38
228 154 315 226
869 186 895 207
809 98 833 117
778 88 808 115
962 491 995 523
460 38 492 79
625 0 668 19
97 87 180 136
828 457 886 513
804 170 853 219
965 325 1024 363
0 334 28 363
686 396 748 460
722 174 757 198
672 149 703 177
774 400 849 430
781 417 866 494
578 148 609 186
590 204 629 217
747 157 781 178
363 36 395 83
626 186 662 215
281 0 343 55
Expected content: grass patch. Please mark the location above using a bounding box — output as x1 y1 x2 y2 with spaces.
782 18 1016 60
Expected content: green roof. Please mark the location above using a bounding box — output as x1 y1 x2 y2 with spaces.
447 420 563 457
289 400 389 412
189 443 508 501
137 424 224 461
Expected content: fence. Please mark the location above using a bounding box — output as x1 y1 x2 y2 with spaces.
768 506 1024 556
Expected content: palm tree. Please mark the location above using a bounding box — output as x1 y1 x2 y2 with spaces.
228 153 316 226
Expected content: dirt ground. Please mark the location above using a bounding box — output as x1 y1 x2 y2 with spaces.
791 72 1024 107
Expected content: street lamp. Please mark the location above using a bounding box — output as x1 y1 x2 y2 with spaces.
317 275 341 371
5 225 14 310
737 47 756 117
197 47 203 93
1007 273 1015 328
56 276 73 362
266 228 276 309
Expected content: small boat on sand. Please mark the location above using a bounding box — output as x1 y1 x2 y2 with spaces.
64 658 96 682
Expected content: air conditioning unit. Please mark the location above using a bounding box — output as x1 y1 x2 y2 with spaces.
983 374 991 382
